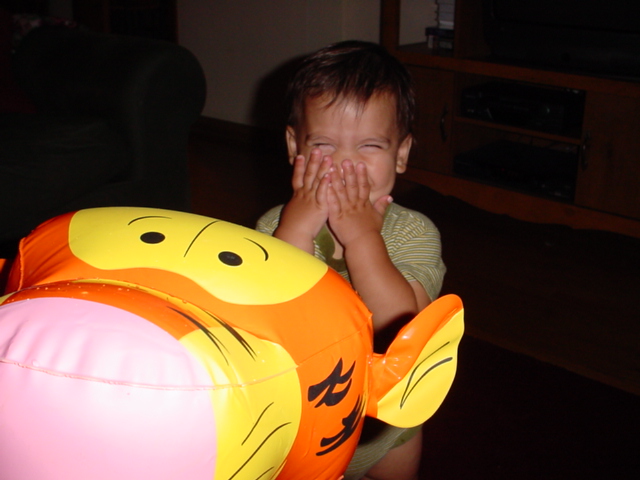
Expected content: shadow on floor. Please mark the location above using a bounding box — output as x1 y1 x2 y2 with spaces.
418 335 639 479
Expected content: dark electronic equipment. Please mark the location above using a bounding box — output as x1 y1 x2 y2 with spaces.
453 141 578 201
460 82 585 135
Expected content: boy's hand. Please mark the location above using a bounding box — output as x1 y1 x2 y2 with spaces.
274 149 332 253
327 159 390 247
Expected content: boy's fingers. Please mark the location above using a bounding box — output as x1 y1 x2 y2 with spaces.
342 160 359 200
316 171 331 203
329 167 348 201
291 155 307 189
373 194 392 215
326 182 338 210
302 152 322 187
300 150 332 190
316 156 334 180
355 162 371 200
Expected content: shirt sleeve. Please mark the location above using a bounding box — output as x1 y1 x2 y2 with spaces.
382 206 446 302
255 205 283 235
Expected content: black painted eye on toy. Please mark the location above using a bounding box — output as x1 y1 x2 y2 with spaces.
219 251 242 266
140 232 166 244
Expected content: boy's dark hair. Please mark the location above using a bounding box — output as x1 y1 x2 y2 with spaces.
286 40 416 138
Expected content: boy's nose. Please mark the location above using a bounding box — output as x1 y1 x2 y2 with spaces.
331 150 356 166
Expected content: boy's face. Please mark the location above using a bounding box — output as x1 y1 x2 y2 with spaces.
287 93 412 204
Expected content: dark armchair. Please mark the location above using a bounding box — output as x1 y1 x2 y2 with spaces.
0 23 206 256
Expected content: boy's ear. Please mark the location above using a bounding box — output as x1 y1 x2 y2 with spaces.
285 126 298 165
395 134 412 174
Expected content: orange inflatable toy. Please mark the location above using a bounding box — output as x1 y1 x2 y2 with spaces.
0 207 463 480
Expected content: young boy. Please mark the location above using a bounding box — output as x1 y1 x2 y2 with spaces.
256 40 446 480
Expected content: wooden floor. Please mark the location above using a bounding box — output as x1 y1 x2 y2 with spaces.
188 124 639 479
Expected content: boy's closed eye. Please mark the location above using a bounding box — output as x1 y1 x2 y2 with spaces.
360 138 390 150
311 143 337 154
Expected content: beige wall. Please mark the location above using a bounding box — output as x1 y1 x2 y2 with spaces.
177 0 380 127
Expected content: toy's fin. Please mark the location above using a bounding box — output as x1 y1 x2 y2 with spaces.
366 294 464 428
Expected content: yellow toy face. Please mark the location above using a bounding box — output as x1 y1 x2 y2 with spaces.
67 208 327 305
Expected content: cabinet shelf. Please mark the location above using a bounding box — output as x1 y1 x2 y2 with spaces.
403 167 640 238
383 0 640 238
395 48 640 98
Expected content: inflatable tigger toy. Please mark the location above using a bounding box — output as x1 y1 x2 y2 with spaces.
0 207 463 480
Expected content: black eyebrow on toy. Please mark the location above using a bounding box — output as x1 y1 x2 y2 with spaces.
184 220 219 257
127 215 172 225
169 307 256 363
400 342 453 408
244 237 269 261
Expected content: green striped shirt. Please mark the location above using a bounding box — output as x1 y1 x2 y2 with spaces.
256 202 446 302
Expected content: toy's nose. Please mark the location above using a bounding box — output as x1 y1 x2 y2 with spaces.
0 296 216 480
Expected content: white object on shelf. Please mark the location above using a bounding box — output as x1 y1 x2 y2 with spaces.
436 0 456 29
399 0 438 45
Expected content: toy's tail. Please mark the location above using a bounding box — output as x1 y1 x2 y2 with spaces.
366 294 464 428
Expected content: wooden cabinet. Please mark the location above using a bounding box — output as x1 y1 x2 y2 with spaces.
408 66 454 175
577 93 640 219
381 0 640 238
